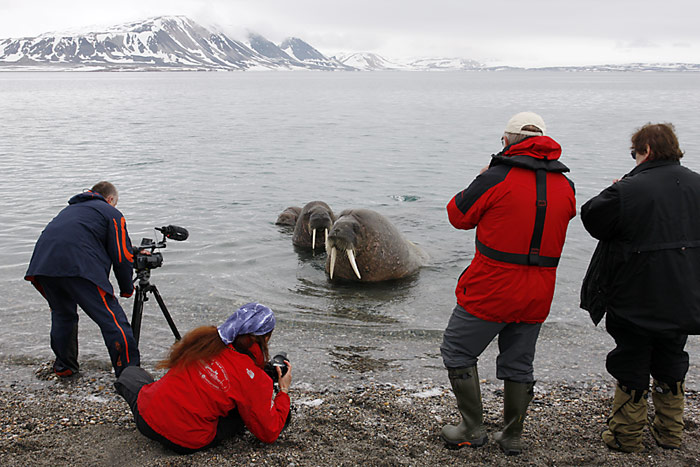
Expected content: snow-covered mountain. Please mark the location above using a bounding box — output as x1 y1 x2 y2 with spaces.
333 52 410 71
281 37 353 70
523 62 700 72
0 16 697 72
0 16 351 71
407 57 482 71
332 53 487 72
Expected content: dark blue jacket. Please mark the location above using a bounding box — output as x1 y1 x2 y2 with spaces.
25 191 134 297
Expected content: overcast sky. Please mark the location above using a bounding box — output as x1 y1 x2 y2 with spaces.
1 0 698 67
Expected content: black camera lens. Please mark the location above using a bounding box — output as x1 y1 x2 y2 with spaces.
264 353 289 382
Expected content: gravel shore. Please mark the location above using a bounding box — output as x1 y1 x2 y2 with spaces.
1 358 699 466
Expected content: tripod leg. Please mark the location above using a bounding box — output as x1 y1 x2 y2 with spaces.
131 287 145 345
150 285 181 341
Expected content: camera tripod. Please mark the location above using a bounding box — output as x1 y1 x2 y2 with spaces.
131 268 181 345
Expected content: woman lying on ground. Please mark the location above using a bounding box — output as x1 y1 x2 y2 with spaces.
114 302 292 454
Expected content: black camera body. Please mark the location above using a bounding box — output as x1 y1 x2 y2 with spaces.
133 238 165 271
132 226 188 273
264 352 289 383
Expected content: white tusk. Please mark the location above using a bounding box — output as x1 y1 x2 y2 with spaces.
329 247 337 279
347 249 362 280
312 228 316 250
325 229 328 247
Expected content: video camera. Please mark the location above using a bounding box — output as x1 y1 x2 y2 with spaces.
264 352 290 383
130 225 189 345
133 225 189 272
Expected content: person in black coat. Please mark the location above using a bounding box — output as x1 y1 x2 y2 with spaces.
580 123 700 452
25 181 140 378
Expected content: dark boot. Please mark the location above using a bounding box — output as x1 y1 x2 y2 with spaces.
651 380 684 449
493 380 534 456
441 366 487 449
601 384 648 453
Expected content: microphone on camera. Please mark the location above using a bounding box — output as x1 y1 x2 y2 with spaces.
156 225 189 241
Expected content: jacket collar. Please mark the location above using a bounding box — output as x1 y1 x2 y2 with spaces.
628 159 680 177
502 135 562 161
68 190 108 205
490 136 570 173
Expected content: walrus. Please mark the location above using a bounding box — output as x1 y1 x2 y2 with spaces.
292 201 335 251
276 206 301 226
325 208 428 282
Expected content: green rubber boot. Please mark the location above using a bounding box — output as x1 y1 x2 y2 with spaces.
601 384 648 453
494 380 534 456
651 380 684 449
440 366 487 449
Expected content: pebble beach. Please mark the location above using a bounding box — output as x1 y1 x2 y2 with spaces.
2 357 700 466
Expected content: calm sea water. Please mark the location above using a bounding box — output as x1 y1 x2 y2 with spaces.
1 71 699 387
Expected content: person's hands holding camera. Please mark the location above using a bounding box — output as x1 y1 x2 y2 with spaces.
276 360 292 394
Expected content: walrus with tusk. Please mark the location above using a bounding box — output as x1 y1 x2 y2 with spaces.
292 201 335 251
325 208 428 282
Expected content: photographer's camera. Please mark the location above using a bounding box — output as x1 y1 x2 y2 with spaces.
264 352 289 383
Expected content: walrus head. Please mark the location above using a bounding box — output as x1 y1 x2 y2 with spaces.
276 206 301 226
292 201 335 251
325 213 363 280
307 205 334 251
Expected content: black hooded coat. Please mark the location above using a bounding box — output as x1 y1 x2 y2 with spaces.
580 159 700 336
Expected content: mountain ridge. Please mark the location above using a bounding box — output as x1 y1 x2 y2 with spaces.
1 16 698 72
0 16 351 71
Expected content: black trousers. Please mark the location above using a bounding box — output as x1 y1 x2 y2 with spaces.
114 366 244 454
36 276 139 376
605 313 689 391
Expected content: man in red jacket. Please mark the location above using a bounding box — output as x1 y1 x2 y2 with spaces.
440 112 576 455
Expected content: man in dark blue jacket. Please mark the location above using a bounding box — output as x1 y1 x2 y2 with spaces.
25 181 140 378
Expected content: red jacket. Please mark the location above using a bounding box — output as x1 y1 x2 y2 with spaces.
137 344 289 449
447 136 576 323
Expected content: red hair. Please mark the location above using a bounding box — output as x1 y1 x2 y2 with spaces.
233 333 271 365
157 326 271 370
157 326 226 370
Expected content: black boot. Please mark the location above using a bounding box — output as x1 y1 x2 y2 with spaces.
441 366 487 449
494 380 534 456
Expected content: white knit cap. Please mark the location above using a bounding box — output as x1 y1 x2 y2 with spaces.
504 112 546 136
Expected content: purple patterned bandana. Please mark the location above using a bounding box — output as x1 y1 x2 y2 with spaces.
217 302 276 345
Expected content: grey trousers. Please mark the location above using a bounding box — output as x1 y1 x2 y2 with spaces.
440 305 542 383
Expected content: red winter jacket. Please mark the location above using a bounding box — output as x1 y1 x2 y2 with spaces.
137 344 289 449
447 136 576 323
